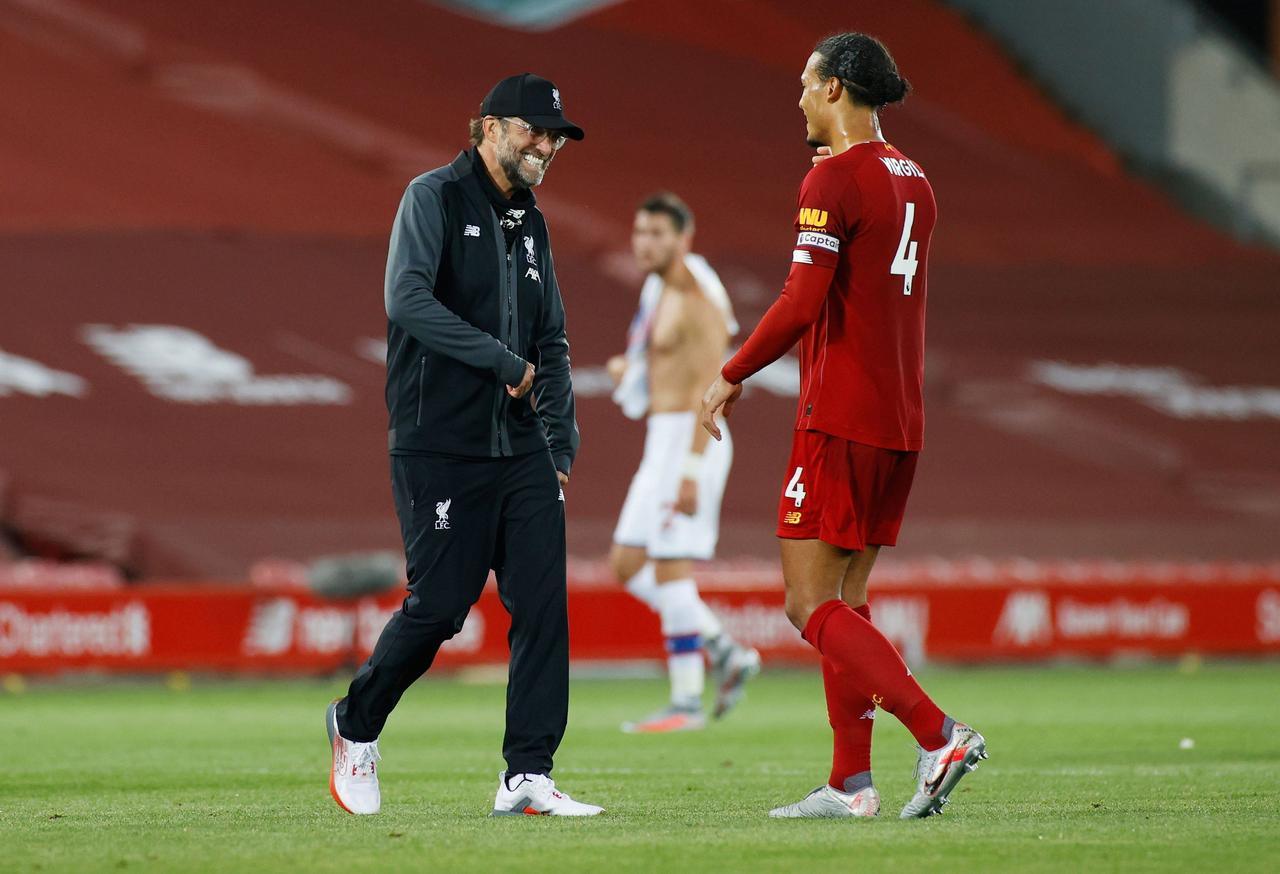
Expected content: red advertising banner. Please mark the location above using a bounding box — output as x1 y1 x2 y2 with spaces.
1 562 1278 674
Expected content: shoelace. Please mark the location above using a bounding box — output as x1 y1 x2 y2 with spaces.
348 740 381 776
913 744 940 783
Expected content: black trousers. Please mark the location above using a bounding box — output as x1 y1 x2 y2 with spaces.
336 450 568 776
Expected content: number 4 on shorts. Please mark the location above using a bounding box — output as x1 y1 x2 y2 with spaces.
785 467 806 508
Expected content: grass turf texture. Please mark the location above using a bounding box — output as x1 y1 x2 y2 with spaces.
3 663 1278 873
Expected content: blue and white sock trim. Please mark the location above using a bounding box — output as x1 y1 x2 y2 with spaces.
665 633 702 655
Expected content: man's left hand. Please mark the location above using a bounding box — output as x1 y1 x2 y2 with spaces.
700 375 743 440
556 471 569 487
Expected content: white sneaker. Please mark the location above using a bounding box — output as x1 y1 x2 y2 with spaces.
326 699 381 815
899 722 988 819
769 784 880 818
490 771 604 817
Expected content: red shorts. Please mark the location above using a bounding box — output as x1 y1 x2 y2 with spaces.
775 430 919 551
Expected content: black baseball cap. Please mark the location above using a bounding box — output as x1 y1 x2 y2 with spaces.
480 73 585 141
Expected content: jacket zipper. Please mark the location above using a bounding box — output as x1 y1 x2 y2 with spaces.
415 356 426 426
496 250 514 450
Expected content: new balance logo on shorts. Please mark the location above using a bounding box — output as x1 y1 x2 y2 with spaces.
783 511 802 524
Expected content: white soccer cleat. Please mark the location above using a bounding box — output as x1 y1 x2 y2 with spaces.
712 644 762 720
326 699 381 815
490 771 605 817
769 784 880 818
900 721 988 819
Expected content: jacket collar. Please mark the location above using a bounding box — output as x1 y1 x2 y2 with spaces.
458 147 537 209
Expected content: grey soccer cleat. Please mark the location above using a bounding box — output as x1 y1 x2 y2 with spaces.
769 784 880 818
620 703 706 734
712 644 761 720
899 722 988 819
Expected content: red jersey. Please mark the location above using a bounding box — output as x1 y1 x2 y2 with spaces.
722 142 935 450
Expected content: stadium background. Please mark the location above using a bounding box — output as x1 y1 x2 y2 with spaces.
2 1 1279 682
4 3 1280 871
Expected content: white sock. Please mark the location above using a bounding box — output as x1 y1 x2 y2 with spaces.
656 578 704 707
694 595 724 643
623 562 661 612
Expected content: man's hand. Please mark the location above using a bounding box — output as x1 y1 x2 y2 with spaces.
699 375 742 441
507 362 535 398
606 354 627 387
811 145 833 166
674 477 698 516
556 470 569 487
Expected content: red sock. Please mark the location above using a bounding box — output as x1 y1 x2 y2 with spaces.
824 603 876 792
805 599 948 751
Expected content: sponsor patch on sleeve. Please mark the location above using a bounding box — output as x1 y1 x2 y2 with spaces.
796 207 828 228
796 231 840 253
792 249 813 264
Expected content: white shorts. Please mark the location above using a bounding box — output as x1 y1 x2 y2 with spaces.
612 411 733 560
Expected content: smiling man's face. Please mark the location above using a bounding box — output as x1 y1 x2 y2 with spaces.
495 119 556 190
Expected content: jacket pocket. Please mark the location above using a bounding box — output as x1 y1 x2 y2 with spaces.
415 356 426 427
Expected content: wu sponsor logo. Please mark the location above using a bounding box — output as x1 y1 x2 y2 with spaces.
464 224 481 237
796 207 828 228
435 499 452 530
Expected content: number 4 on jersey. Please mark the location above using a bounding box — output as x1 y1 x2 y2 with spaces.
785 467 806 508
891 201 919 295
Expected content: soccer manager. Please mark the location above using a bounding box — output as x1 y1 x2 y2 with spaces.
326 73 603 818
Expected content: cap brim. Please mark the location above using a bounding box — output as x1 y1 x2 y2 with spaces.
524 115 585 141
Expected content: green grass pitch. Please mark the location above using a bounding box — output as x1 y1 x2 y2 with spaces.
3 662 1278 872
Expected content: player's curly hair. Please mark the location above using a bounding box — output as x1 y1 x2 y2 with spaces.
813 32 911 109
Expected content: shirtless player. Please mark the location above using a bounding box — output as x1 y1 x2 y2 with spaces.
608 192 760 733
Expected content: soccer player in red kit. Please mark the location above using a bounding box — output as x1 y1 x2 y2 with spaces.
700 32 987 819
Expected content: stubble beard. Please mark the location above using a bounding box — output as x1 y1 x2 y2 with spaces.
497 135 548 190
